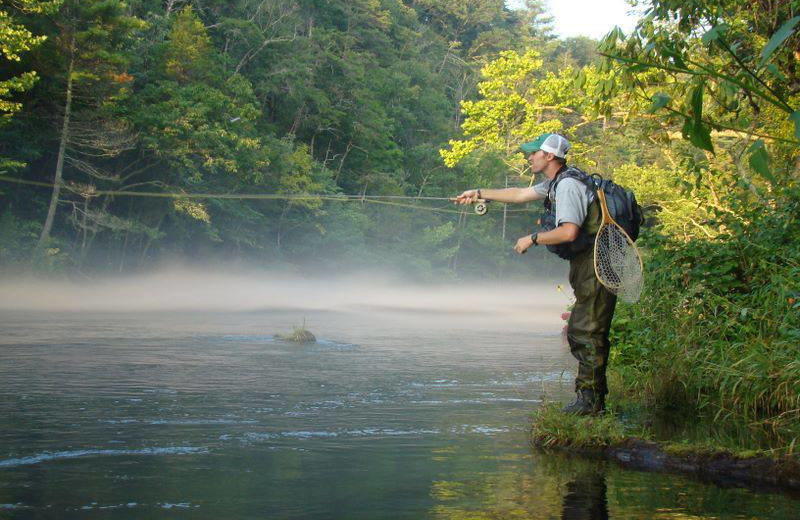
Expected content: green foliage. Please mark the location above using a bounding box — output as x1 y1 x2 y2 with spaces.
163 6 213 83
0 209 40 263
597 0 799 171
610 186 800 452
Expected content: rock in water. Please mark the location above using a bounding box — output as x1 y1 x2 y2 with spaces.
275 326 316 343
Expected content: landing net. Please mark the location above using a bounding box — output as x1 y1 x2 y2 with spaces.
594 223 643 303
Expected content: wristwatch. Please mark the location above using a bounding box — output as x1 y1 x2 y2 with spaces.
476 188 482 199
531 233 539 246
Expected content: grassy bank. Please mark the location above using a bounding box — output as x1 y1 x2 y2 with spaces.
529 404 800 492
603 185 800 456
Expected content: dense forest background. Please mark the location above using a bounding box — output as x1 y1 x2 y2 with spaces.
0 0 580 279
2 0 800 447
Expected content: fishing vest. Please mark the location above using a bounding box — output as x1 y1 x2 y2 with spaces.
539 166 601 261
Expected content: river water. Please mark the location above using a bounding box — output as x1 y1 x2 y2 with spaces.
1 294 798 518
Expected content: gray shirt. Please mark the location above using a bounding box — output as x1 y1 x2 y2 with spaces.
533 177 590 227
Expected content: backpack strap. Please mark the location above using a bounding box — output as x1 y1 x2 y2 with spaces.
545 166 596 211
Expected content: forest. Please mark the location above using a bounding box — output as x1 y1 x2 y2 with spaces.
2 0 799 452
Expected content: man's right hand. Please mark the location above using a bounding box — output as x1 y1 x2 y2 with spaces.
452 189 479 205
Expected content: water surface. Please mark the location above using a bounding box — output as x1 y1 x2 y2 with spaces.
1 306 797 519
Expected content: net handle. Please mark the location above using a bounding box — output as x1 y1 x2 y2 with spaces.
596 188 614 225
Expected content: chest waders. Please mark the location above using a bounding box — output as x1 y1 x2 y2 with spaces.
557 198 618 414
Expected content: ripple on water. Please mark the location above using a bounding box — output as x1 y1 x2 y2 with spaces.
312 339 358 350
219 335 357 350
0 446 208 468
99 417 259 425
450 425 513 435
409 380 460 388
231 428 441 444
220 335 276 343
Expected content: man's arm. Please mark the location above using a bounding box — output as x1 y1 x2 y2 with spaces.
452 187 543 205
514 223 579 254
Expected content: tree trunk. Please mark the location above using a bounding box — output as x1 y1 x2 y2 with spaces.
139 212 166 267
37 43 75 249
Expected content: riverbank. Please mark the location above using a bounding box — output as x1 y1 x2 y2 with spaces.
530 404 800 495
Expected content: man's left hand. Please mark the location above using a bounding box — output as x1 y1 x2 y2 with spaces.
514 234 534 254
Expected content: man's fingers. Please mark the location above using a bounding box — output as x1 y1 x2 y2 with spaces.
451 194 476 205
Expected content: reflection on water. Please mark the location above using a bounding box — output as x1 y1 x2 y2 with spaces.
562 470 608 520
0 307 797 519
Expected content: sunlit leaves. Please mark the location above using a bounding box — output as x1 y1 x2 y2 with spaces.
573 68 586 90
0 0 63 117
173 198 211 223
164 6 213 83
440 49 562 169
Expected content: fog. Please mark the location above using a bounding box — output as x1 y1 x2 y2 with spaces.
0 267 569 327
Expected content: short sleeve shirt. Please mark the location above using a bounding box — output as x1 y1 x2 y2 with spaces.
533 176 590 227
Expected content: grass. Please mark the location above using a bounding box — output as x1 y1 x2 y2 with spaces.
530 403 629 450
531 396 799 464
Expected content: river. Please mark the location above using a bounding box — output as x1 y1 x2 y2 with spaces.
1 284 798 518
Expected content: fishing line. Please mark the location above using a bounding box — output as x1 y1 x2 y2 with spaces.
0 174 539 215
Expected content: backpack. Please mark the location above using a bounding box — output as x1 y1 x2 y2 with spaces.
539 167 643 260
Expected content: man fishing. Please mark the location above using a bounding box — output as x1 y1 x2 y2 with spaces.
452 133 615 415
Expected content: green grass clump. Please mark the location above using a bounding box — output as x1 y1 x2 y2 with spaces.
530 403 627 450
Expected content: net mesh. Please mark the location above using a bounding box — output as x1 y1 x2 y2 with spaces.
594 223 643 303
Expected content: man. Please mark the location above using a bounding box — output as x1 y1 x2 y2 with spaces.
453 133 616 415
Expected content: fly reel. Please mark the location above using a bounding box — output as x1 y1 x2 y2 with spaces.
474 200 489 215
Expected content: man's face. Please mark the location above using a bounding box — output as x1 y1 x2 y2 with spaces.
527 150 547 173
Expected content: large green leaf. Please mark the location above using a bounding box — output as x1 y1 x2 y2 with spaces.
573 68 586 90
689 119 714 153
701 24 729 45
662 46 688 70
759 16 800 67
790 111 800 141
647 93 670 113
684 81 714 152
680 117 714 153
748 140 775 184
689 81 704 120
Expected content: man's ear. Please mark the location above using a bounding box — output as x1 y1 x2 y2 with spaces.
544 151 556 161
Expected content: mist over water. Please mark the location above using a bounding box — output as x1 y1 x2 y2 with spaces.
0 267 569 325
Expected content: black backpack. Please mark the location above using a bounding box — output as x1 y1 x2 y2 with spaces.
539 167 643 260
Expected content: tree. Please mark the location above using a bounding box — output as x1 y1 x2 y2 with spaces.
597 0 800 184
440 49 604 176
35 0 145 248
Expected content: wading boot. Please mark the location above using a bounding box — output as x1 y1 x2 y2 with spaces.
562 389 604 416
